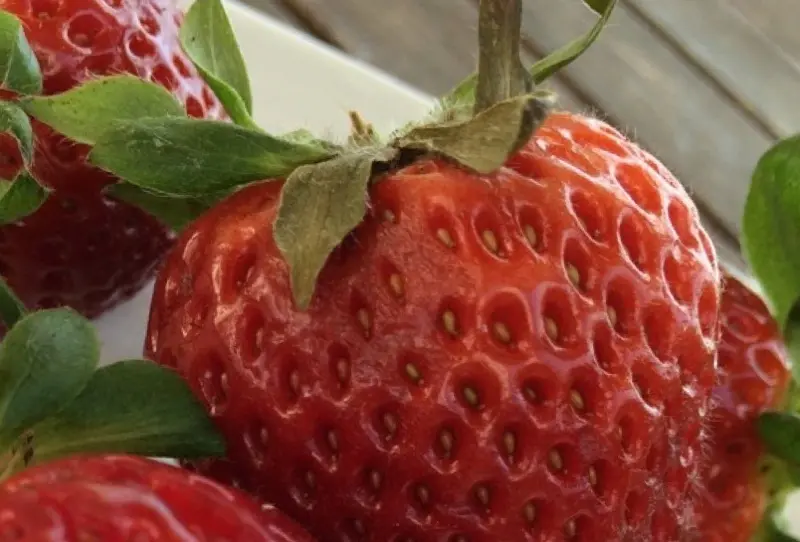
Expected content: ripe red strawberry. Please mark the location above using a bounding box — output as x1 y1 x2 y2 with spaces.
0 454 316 541
0 0 222 318
694 272 791 542
145 110 721 541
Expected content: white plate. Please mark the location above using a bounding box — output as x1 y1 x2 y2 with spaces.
93 0 800 532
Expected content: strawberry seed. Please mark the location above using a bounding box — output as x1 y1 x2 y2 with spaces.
548 449 564 471
436 228 455 248
442 310 459 337
481 229 499 254
438 428 455 458
492 321 512 344
389 273 404 297
523 501 537 524
462 386 480 408
404 362 422 384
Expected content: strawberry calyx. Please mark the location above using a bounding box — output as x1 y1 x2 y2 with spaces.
0 278 225 480
0 0 618 303
0 12 49 224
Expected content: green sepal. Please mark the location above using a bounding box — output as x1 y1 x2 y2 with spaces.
106 183 221 232
0 11 42 95
742 136 800 365
0 100 33 165
0 276 25 329
181 0 254 127
274 147 398 310
0 309 98 450
0 171 48 224
441 0 617 113
22 75 185 145
90 118 334 197
394 91 554 174
758 411 800 465
29 360 225 463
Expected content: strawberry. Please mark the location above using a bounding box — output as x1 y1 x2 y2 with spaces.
694 272 791 542
0 0 222 318
0 454 315 541
146 108 720 541
24 0 723 538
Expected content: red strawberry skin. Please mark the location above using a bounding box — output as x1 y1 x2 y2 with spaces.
0 0 223 318
0 454 316 541
146 112 721 541
695 273 791 542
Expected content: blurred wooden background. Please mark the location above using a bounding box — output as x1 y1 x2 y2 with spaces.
245 0 800 276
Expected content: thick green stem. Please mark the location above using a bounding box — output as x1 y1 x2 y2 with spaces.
474 0 530 114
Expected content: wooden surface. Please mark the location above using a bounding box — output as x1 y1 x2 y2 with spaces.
243 0 800 275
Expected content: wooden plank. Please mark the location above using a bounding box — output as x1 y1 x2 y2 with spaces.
277 0 587 113
624 0 800 138
725 0 800 63
517 0 774 240
244 0 304 29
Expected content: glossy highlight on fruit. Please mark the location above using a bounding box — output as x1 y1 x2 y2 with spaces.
0 0 223 318
0 454 316 541
146 112 721 541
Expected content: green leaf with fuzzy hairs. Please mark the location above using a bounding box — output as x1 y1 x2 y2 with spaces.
0 10 42 95
22 75 185 145
180 0 254 128
89 117 334 197
0 172 48 224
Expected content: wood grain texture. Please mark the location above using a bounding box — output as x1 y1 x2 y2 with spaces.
624 0 800 138
275 0 587 113
725 0 800 62
518 0 773 240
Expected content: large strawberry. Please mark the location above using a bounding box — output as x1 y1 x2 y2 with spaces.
694 272 791 542
0 454 316 541
0 0 222 319
47 0 724 539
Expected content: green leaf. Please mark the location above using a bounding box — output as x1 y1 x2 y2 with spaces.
106 183 220 232
758 411 800 465
181 0 253 127
529 0 617 84
30 360 225 462
742 136 800 338
0 11 42 95
0 276 25 329
90 118 333 196
274 148 398 310
22 75 185 146
440 0 617 110
0 309 98 449
0 172 48 224
394 92 555 174
0 101 32 165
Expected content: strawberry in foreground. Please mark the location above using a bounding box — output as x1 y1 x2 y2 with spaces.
49 0 726 538
0 0 223 319
695 272 791 542
0 454 315 541
0 280 315 541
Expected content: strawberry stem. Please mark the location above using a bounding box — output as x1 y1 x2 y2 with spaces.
474 0 531 114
